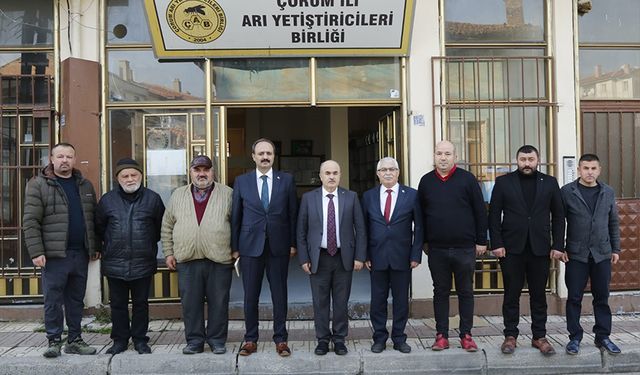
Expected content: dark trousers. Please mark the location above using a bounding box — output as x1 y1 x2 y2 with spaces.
42 251 89 342
310 251 353 344
241 241 290 343
428 247 476 338
177 259 233 347
499 250 550 339
565 257 612 341
370 268 411 345
107 276 152 345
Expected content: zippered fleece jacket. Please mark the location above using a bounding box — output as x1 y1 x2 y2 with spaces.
23 165 98 259
161 183 234 264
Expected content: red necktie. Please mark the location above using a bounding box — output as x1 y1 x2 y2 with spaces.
384 189 392 223
327 194 337 256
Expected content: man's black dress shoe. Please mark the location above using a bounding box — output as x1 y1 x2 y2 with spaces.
106 341 128 355
334 342 348 355
314 342 329 355
371 342 385 353
393 342 412 353
182 344 204 354
595 338 621 355
134 342 152 354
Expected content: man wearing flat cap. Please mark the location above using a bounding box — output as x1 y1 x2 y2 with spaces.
161 155 234 355
95 157 165 354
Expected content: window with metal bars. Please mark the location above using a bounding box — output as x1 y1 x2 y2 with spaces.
437 0 557 293
0 74 53 297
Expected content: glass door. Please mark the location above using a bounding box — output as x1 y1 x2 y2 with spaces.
143 113 189 204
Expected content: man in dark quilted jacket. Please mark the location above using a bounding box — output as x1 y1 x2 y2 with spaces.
95 158 165 355
23 142 99 358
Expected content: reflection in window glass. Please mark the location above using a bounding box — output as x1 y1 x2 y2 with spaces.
107 50 205 102
212 59 309 102
0 235 18 268
444 50 547 101
316 58 401 101
1 169 17 226
446 48 545 57
447 106 549 200
108 108 206 204
578 0 640 43
579 49 640 99
1 116 17 166
0 1 53 46
444 0 545 42
0 52 54 105
106 0 151 44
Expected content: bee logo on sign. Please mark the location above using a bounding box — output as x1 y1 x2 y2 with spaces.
166 0 226 44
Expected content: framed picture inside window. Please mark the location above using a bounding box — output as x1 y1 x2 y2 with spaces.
278 155 323 186
291 139 312 156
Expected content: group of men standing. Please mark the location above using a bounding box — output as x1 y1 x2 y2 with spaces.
23 138 621 358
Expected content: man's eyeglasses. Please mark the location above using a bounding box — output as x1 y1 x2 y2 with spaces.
377 168 399 173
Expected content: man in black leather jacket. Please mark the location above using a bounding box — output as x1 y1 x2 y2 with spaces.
95 158 165 355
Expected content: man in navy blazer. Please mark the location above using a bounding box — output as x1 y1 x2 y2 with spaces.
297 160 366 356
362 157 423 354
231 138 297 357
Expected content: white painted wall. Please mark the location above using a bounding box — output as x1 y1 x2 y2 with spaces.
551 0 580 299
59 0 100 62
407 0 442 300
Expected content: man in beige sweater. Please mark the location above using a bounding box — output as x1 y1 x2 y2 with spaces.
161 155 234 355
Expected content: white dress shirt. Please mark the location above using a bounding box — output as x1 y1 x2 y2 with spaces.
321 187 341 249
379 183 399 220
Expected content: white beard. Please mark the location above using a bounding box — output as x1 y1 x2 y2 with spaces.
121 182 141 193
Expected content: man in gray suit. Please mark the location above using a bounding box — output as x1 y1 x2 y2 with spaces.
297 160 366 356
560 153 621 356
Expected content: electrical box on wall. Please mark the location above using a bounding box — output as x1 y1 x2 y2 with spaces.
61 58 101 196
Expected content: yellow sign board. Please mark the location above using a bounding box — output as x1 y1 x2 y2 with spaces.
144 0 415 58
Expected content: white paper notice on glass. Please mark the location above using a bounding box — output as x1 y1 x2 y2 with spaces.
146 150 186 176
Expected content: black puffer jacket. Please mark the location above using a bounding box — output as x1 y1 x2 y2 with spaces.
95 186 165 281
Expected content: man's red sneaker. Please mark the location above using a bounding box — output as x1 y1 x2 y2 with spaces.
431 333 449 351
460 333 478 352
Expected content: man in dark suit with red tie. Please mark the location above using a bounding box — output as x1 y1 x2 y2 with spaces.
231 138 297 357
297 160 366 356
362 157 423 354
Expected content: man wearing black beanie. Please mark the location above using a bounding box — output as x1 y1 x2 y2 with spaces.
95 157 165 354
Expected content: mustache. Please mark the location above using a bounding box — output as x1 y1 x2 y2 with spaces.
261 159 271 163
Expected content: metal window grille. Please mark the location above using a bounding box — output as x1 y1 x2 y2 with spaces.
432 56 558 293
0 74 54 302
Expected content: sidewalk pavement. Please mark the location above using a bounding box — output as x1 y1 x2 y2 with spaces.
0 314 639 374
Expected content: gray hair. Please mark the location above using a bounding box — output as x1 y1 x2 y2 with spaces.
376 157 399 171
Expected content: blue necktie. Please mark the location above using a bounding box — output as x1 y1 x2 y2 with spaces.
260 175 269 211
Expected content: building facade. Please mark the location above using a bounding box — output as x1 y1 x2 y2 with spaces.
0 0 638 317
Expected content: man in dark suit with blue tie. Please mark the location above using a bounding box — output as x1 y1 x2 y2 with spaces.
362 157 423 354
231 138 297 357
297 160 366 356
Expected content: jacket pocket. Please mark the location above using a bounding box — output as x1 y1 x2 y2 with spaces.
565 241 582 255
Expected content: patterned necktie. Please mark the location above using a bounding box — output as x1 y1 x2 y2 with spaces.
260 175 269 211
327 193 337 256
384 189 393 223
